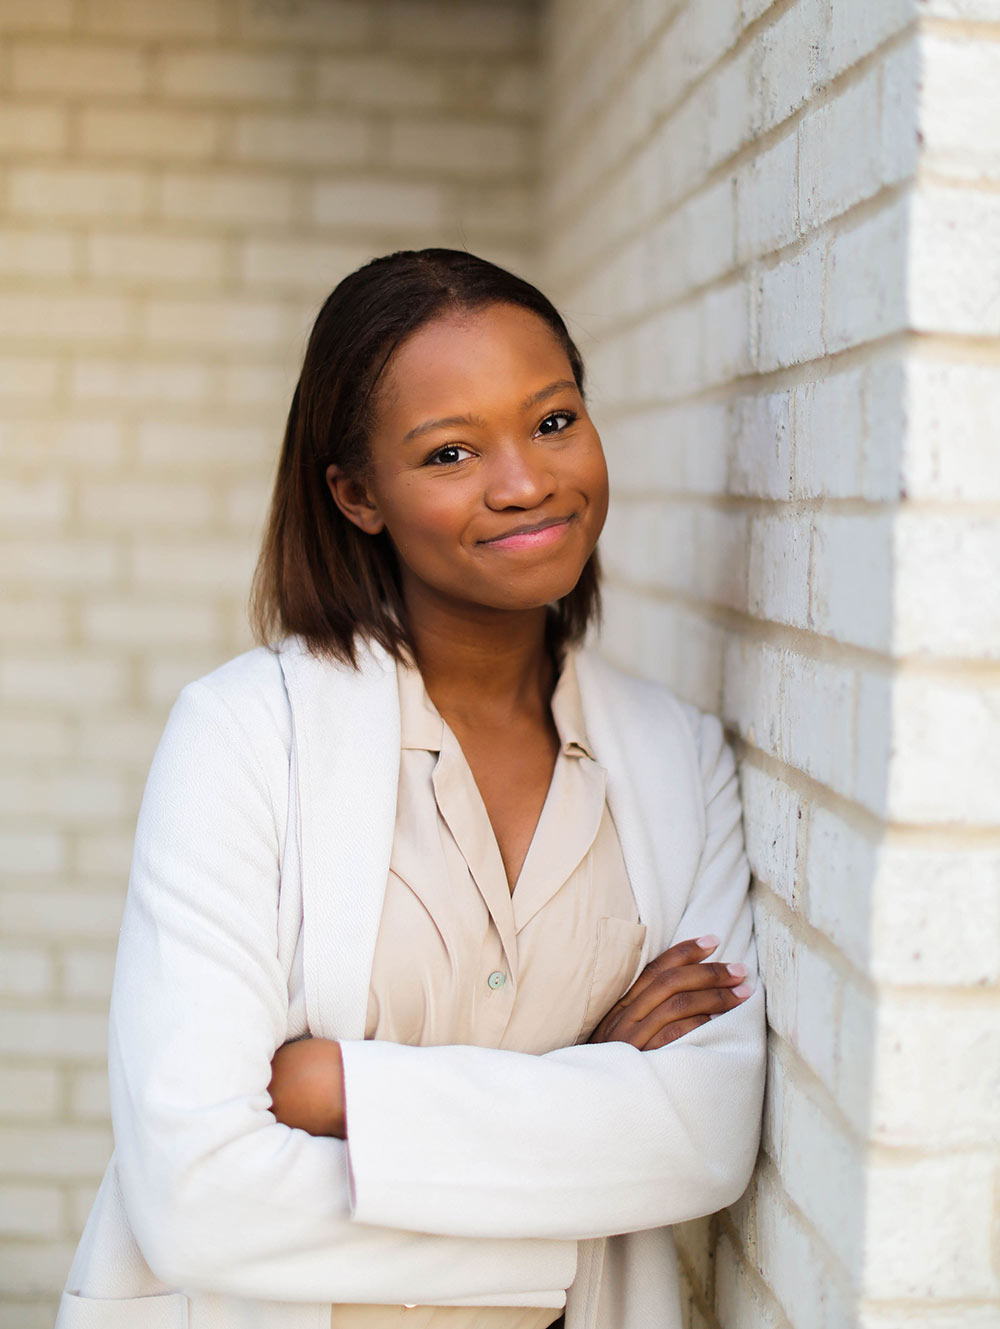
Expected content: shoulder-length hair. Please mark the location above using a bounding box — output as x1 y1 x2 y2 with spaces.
250 247 602 668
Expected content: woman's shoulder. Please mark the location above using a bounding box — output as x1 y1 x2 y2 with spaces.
573 646 732 786
167 643 293 759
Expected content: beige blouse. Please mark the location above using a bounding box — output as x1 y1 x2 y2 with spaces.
331 654 646 1329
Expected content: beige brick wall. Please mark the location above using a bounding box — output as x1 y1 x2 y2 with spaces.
0 2 539 1322
538 0 999 1326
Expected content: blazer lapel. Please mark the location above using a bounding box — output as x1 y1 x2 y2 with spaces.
575 647 703 961
278 635 400 1041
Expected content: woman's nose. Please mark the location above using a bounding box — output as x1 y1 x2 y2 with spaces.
483 442 555 511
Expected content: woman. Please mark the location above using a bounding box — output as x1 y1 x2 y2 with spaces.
56 249 766 1329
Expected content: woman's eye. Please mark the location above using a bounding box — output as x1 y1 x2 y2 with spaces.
425 443 473 466
537 410 577 436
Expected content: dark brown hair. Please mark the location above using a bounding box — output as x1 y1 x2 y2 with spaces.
250 247 601 667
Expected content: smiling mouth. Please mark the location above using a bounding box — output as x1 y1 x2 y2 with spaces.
480 515 574 550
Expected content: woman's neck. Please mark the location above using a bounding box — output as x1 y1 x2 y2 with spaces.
403 593 557 729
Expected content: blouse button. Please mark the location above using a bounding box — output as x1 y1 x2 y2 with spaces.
487 970 507 990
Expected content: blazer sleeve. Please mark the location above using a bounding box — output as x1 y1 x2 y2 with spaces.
338 709 767 1242
108 679 576 1302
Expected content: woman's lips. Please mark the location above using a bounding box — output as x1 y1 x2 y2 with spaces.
480 517 573 551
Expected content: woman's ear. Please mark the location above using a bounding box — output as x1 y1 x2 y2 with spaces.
326 463 385 535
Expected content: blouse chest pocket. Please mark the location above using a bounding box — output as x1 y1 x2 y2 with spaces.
576 915 648 1044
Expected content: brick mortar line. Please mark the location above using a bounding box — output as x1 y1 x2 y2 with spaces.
549 179 913 343
609 490 1000 517
544 0 807 173
920 14 1000 41
601 575 1000 680
541 13 918 244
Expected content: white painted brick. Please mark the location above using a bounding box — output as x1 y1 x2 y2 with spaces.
826 0 915 80
0 947 54 999
82 0 222 38
0 770 127 820
316 54 447 109
0 0 72 30
722 637 783 758
0 1069 59 1120
701 279 752 386
792 944 840 1094
735 128 798 264
755 237 826 371
221 363 294 407
918 0 1000 13
158 171 294 225
312 179 447 228
705 41 754 170
69 1070 109 1121
858 673 1000 824
753 0 828 134
747 513 811 628
0 832 65 876
62 949 115 1002
910 186 1000 336
0 718 70 762
386 0 535 53
0 595 70 645
80 107 222 161
606 401 730 497
223 480 270 532
80 478 214 527
0 419 124 469
791 368 865 498
826 197 909 353
753 1169 849 1329
809 512 893 651
157 51 298 103
751 894 796 1042
75 831 133 879
387 121 532 175
237 0 374 45
142 298 290 350
82 598 221 648
658 0 741 107
240 239 375 292
881 36 921 187
864 1152 998 1298
903 359 1000 500
137 419 277 470
0 358 59 400
781 650 857 795
780 1071 866 1275
0 656 126 708
234 112 371 167
0 891 124 941
10 41 146 95
894 512 1000 657
0 294 130 343
9 165 147 220
861 356 908 502
730 390 793 499
89 232 227 286
0 227 75 280
798 64 882 231
70 359 212 405
0 105 67 155
0 1185 61 1238
738 765 801 906
74 713 163 769
715 1233 785 1329
0 1127 111 1179
0 478 68 526
860 1310 1000 1329
129 539 257 593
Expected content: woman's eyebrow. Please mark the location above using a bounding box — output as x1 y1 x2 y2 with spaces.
402 379 578 444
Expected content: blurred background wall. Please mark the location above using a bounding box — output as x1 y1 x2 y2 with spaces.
2 1 999 1328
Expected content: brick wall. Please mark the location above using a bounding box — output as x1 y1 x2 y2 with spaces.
539 0 999 1326
0 2 539 1321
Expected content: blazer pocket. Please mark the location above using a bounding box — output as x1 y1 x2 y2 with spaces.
56 1291 189 1329
576 915 648 1043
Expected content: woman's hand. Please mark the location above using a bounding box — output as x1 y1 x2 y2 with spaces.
588 934 753 1051
267 1036 348 1138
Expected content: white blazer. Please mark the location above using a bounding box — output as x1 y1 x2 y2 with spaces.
56 636 766 1329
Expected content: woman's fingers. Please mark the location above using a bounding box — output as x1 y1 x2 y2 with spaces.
631 980 749 1049
641 1015 711 1051
624 935 720 1005
625 955 749 1025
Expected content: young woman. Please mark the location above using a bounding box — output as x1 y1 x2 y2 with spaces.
56 249 766 1329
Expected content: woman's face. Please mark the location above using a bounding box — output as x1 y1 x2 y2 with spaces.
327 301 609 621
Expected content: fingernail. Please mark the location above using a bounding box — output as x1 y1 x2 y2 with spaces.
697 934 719 950
733 983 752 998
727 963 747 979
